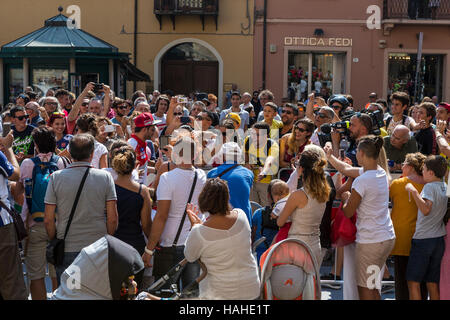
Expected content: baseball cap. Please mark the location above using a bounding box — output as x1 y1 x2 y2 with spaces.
134 112 162 128
438 102 450 113
217 142 244 164
225 112 241 127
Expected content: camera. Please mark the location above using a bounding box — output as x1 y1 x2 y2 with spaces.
93 83 103 93
180 116 191 125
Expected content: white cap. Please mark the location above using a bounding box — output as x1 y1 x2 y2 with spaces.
219 142 244 164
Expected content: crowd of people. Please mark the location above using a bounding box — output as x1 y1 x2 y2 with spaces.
0 82 449 300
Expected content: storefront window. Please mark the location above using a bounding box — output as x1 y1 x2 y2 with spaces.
288 53 308 102
288 52 346 102
388 53 443 103
32 68 69 96
9 68 23 103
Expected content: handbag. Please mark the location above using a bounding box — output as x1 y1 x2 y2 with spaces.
331 202 357 248
46 167 90 266
0 199 28 242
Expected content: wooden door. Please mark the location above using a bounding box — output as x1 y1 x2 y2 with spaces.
161 60 218 96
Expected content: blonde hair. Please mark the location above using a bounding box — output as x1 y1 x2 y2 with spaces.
299 145 330 203
111 146 136 175
405 152 427 176
269 179 290 198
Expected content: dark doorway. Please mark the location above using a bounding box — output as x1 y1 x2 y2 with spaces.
161 42 218 96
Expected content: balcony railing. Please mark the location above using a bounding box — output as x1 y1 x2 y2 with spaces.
154 0 219 30
154 0 218 15
384 0 450 20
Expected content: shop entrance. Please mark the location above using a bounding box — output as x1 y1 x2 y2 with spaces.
161 42 218 96
287 51 346 102
388 53 444 103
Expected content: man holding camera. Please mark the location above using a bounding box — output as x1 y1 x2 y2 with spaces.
305 92 337 146
331 113 373 166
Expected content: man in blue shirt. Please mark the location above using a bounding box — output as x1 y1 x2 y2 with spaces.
207 142 254 226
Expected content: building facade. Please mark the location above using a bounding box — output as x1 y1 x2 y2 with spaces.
253 0 450 108
0 0 255 107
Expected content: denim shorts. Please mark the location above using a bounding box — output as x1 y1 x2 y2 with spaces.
406 237 445 283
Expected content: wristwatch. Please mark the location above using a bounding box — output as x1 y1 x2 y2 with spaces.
145 247 155 255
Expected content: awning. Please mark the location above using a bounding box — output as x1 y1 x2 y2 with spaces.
121 60 151 82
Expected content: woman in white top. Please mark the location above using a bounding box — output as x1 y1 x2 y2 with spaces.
277 144 331 268
75 113 108 169
184 178 260 300
338 135 396 300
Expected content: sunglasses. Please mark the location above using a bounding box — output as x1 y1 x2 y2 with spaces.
162 147 169 152
282 110 293 115
16 115 29 120
196 116 211 121
331 104 341 109
295 127 307 132
316 113 328 119
81 103 89 106
173 112 183 116
45 102 58 106
118 105 128 110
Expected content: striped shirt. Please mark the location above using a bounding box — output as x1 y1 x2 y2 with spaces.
0 151 15 227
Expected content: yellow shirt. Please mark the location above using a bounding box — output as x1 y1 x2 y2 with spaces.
263 119 283 140
244 136 279 184
389 177 424 256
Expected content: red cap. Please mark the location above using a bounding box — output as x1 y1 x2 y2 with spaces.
133 112 161 128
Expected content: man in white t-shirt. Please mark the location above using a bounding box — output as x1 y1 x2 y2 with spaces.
128 113 161 184
143 136 207 295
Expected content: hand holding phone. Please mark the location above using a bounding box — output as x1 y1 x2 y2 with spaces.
177 97 188 104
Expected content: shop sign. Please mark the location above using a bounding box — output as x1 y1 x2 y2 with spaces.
284 37 352 47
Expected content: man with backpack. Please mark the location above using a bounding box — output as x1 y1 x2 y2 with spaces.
244 122 279 207
207 142 254 226
386 92 417 135
16 127 66 299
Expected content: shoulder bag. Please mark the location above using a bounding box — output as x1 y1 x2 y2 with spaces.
46 167 90 266
172 170 198 248
0 200 28 242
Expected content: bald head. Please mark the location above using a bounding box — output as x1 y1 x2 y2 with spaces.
391 124 410 149
393 125 410 139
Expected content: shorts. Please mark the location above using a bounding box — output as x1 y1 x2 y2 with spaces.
355 239 395 289
24 223 56 280
406 237 445 284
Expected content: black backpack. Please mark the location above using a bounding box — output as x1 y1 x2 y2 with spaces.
244 138 273 167
385 114 407 130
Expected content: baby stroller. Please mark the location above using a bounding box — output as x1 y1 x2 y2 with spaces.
52 235 144 300
259 238 321 300
142 258 208 300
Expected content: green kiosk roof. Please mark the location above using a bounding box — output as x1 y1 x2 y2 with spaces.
0 9 150 81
